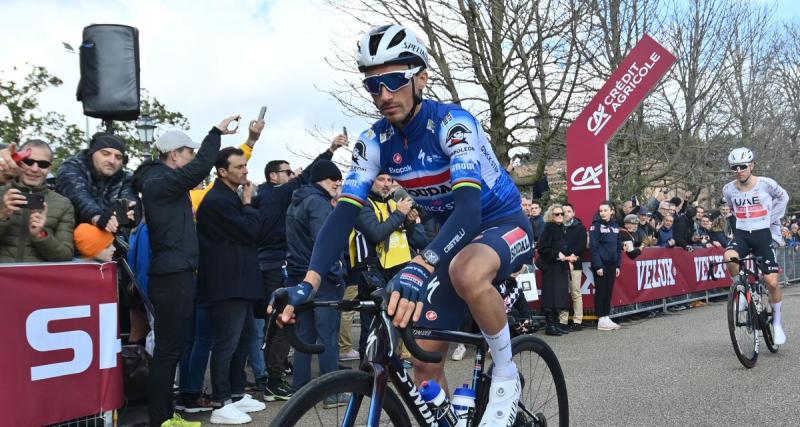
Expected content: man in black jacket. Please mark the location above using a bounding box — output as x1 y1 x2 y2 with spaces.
669 197 693 249
197 147 265 424
255 134 346 401
56 132 139 233
284 159 346 391
131 116 238 427
562 203 587 331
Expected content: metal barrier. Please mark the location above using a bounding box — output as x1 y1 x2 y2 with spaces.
46 412 113 427
606 247 800 320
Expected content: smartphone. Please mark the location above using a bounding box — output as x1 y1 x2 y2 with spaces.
258 106 267 121
113 198 131 226
227 116 241 132
25 193 45 210
342 126 348 137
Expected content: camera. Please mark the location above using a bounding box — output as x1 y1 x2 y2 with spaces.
113 198 132 226
25 193 45 210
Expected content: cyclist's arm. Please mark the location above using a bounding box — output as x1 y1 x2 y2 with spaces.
766 178 789 224
305 130 380 288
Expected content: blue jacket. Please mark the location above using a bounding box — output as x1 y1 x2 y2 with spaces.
657 227 674 248
285 183 344 282
254 150 333 270
589 216 623 268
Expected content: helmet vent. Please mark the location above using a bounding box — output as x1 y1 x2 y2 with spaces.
388 30 406 49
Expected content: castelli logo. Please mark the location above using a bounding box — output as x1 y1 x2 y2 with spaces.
393 153 403 164
425 310 438 321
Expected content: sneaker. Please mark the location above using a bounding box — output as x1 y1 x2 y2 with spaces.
161 413 201 427
175 393 215 413
233 393 266 413
339 350 360 361
323 393 352 409
451 344 467 361
597 317 614 331
569 323 584 331
210 402 252 425
478 376 520 427
773 322 787 345
264 379 295 402
608 318 621 330
402 359 413 370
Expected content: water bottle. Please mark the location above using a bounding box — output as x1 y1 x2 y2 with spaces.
452 383 476 426
419 380 459 426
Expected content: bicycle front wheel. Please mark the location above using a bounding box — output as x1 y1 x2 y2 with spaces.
270 369 411 427
484 335 569 427
727 281 759 368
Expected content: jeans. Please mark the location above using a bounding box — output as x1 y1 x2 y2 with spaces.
178 302 213 394
291 277 344 389
210 299 254 403
147 271 196 426
248 317 266 380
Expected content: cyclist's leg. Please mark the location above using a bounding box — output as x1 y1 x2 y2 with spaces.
751 231 785 343
412 339 450 390
725 231 750 276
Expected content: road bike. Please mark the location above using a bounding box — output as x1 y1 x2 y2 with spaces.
709 256 778 368
266 287 569 426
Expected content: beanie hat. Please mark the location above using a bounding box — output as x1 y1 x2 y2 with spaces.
88 133 126 157
74 223 115 259
310 159 342 183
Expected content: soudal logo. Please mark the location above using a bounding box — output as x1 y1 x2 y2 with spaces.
694 255 726 283
502 227 531 263
408 184 451 198
636 258 677 290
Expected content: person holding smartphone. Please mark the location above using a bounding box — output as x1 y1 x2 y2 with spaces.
0 139 75 263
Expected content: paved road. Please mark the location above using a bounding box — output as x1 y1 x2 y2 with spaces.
131 285 800 426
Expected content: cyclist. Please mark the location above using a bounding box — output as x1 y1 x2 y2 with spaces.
270 24 531 426
722 147 790 345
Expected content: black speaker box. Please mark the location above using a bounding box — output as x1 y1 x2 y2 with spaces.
76 24 141 121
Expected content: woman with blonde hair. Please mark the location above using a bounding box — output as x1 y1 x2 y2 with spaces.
537 204 576 336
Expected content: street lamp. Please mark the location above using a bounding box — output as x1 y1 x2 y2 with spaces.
136 115 156 145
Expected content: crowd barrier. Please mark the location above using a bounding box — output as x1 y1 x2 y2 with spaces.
0 262 122 427
521 247 800 319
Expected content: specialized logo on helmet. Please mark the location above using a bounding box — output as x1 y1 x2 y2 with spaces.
352 140 367 165
446 124 471 148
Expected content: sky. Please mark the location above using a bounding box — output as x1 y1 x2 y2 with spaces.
0 0 371 182
0 0 798 182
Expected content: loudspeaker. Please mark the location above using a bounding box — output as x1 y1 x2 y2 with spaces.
76 24 141 121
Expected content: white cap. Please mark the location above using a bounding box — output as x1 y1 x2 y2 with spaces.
154 130 200 153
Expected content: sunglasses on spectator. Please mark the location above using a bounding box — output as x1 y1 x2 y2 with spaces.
730 164 748 171
278 169 294 176
21 158 52 169
553 212 564 216
362 67 422 95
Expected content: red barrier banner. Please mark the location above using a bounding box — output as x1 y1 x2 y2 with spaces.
529 247 731 310
566 34 676 222
0 262 123 426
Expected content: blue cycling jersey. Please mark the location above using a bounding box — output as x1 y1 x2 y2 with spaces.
340 99 522 226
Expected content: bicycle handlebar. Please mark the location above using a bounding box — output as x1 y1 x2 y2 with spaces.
266 288 443 363
706 255 764 281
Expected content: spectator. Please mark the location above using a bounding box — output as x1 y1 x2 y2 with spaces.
636 208 656 241
537 204 574 336
520 196 532 217
719 204 735 238
284 159 346 393
652 200 671 223
589 201 622 331
131 116 238 427
616 199 634 223
0 142 19 186
74 223 116 262
0 139 74 263
197 147 265 424
656 215 677 248
56 132 138 234
562 203 587 331
255 135 346 402
530 199 545 242
348 174 427 364
619 214 643 258
706 216 729 248
669 197 693 249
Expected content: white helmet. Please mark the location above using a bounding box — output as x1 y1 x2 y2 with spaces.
728 147 754 165
356 24 430 72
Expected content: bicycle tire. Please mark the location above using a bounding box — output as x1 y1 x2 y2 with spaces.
480 335 569 427
270 369 411 427
727 281 759 368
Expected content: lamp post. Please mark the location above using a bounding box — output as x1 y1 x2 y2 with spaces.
136 115 156 145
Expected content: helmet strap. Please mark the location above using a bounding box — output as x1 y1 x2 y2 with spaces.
399 66 424 128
